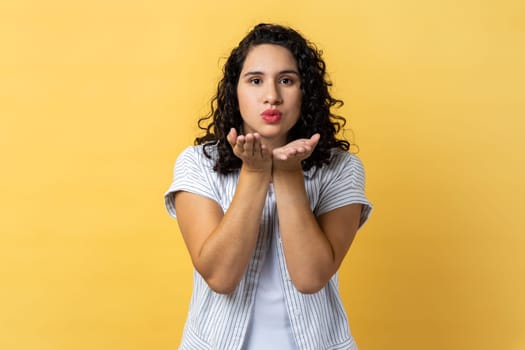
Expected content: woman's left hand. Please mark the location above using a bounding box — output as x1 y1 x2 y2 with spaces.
272 133 320 171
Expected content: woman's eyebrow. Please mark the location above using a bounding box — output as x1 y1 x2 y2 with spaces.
242 69 300 78
279 69 300 76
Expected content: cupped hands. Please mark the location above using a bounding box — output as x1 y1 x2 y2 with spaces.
227 128 320 173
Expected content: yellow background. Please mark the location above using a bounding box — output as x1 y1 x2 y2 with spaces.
1 0 524 349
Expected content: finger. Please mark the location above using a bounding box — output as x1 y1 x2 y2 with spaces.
244 133 255 155
236 135 246 152
252 133 262 157
280 148 296 160
309 133 321 147
293 146 307 154
227 128 237 146
260 143 269 158
301 144 313 154
272 148 285 160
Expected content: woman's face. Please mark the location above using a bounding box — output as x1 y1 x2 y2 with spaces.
236 44 302 148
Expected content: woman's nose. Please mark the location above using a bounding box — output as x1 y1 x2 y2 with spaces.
264 82 282 105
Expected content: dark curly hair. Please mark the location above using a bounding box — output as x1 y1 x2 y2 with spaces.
196 23 350 174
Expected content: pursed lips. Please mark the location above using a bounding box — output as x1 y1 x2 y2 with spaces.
261 109 282 122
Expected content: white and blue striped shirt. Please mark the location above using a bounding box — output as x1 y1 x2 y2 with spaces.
165 144 372 350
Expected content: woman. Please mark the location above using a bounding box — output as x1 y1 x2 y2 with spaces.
165 23 372 350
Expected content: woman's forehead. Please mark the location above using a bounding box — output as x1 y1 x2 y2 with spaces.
241 44 298 73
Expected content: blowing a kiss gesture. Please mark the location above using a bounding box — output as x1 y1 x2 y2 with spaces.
226 127 321 173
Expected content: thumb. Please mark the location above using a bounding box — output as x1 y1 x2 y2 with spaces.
309 133 321 147
227 128 238 146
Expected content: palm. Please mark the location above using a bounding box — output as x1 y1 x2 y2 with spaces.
226 128 272 172
272 134 320 169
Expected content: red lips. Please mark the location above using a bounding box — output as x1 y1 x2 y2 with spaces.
261 109 282 123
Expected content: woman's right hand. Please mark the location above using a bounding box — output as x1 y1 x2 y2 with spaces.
227 128 272 173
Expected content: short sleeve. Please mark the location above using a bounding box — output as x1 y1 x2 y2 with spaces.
164 146 218 219
315 152 372 229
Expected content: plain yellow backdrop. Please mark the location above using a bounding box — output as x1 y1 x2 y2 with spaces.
1 0 524 349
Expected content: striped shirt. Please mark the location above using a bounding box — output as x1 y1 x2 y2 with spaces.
164 144 372 350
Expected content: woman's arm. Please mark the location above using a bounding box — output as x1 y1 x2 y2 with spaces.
175 131 272 294
272 135 363 294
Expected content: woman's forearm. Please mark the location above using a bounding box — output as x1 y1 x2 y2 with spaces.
272 168 336 293
197 167 271 293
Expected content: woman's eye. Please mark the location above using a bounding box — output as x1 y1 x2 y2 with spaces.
280 78 293 85
250 78 261 85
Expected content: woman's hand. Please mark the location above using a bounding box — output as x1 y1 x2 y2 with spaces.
272 133 320 171
227 128 272 173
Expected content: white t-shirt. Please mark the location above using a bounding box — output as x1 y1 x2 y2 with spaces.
242 184 297 349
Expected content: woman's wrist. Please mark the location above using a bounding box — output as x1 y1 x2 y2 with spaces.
272 159 303 174
272 165 304 184
240 163 272 181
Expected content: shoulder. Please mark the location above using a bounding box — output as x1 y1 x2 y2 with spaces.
331 148 360 162
165 144 223 218
312 148 372 218
307 149 367 190
325 149 365 174
175 144 218 172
